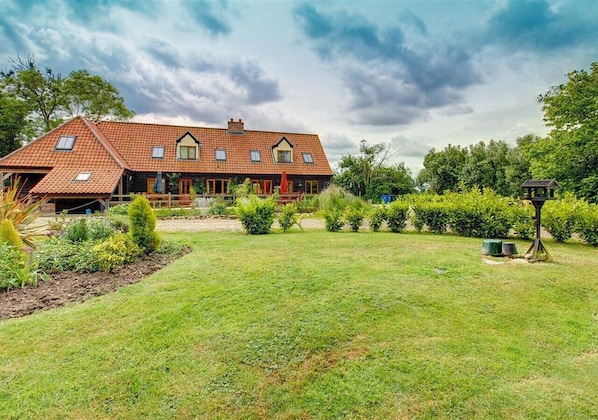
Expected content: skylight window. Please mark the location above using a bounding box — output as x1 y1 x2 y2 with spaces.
55 135 76 150
250 150 261 162
74 172 92 181
302 152 314 164
152 146 165 158
215 149 227 161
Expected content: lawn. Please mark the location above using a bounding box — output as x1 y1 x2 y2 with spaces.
1 230 597 419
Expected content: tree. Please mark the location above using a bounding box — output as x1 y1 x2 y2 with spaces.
63 70 134 122
537 62 598 202
1 54 134 142
0 91 28 157
417 144 468 193
333 140 413 201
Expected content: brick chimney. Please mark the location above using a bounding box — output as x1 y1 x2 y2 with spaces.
227 118 244 134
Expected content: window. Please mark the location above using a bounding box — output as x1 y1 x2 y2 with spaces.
179 145 196 160
56 135 76 150
74 172 92 181
206 179 230 194
152 146 165 158
215 149 227 161
302 152 314 164
305 180 319 194
250 150 261 162
277 150 292 163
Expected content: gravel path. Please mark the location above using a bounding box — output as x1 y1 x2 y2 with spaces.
32 215 325 233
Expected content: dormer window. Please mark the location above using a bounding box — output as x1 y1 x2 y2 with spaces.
215 149 227 161
56 135 76 151
74 172 92 181
278 150 292 163
272 137 294 163
152 146 165 158
250 150 261 162
302 152 314 164
176 132 201 160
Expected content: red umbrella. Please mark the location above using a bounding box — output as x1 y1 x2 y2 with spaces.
280 171 288 194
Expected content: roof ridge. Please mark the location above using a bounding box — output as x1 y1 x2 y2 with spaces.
80 117 130 169
97 119 318 136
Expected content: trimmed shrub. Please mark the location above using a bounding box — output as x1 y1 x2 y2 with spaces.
543 194 580 243
278 203 299 232
369 205 387 232
386 200 410 233
93 234 141 272
447 189 511 238
411 198 449 234
576 202 598 246
344 200 368 232
324 209 345 232
236 195 277 235
129 195 162 253
510 200 535 240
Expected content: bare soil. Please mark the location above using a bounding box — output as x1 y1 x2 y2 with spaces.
0 250 190 322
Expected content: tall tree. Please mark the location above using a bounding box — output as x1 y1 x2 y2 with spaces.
417 144 468 193
334 140 413 201
1 55 135 142
63 70 134 122
537 62 598 202
0 90 28 157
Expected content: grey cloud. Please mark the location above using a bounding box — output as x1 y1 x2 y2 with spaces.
185 0 232 36
293 3 480 126
483 0 598 51
390 135 431 158
229 61 283 105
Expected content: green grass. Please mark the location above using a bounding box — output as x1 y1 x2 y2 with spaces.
1 231 597 419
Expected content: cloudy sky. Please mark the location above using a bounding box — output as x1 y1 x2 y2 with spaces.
2 0 598 173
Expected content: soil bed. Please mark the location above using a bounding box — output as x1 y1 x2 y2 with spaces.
0 249 190 321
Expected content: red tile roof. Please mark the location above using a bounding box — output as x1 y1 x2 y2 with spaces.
0 116 333 196
95 120 332 176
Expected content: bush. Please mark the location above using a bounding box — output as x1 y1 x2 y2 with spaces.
324 209 345 232
0 218 24 248
107 203 130 216
297 196 319 213
0 242 46 290
543 194 580 243
236 195 277 235
386 200 410 233
34 238 101 272
207 199 228 216
107 215 130 233
411 198 449 234
93 234 141 272
447 189 511 238
319 185 353 212
368 206 387 232
510 200 535 240
62 218 90 242
278 203 299 232
576 201 598 246
129 195 162 253
344 200 368 232
87 218 119 242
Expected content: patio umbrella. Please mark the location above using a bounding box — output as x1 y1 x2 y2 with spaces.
154 171 164 193
280 171 288 194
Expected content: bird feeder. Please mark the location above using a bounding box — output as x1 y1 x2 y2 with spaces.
521 179 561 262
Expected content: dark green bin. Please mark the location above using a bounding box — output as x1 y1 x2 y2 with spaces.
481 239 503 257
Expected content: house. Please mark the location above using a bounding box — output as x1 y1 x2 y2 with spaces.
0 116 333 213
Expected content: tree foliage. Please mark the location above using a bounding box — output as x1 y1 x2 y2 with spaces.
0 90 28 157
334 140 415 201
536 62 598 202
417 139 532 197
1 54 134 148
